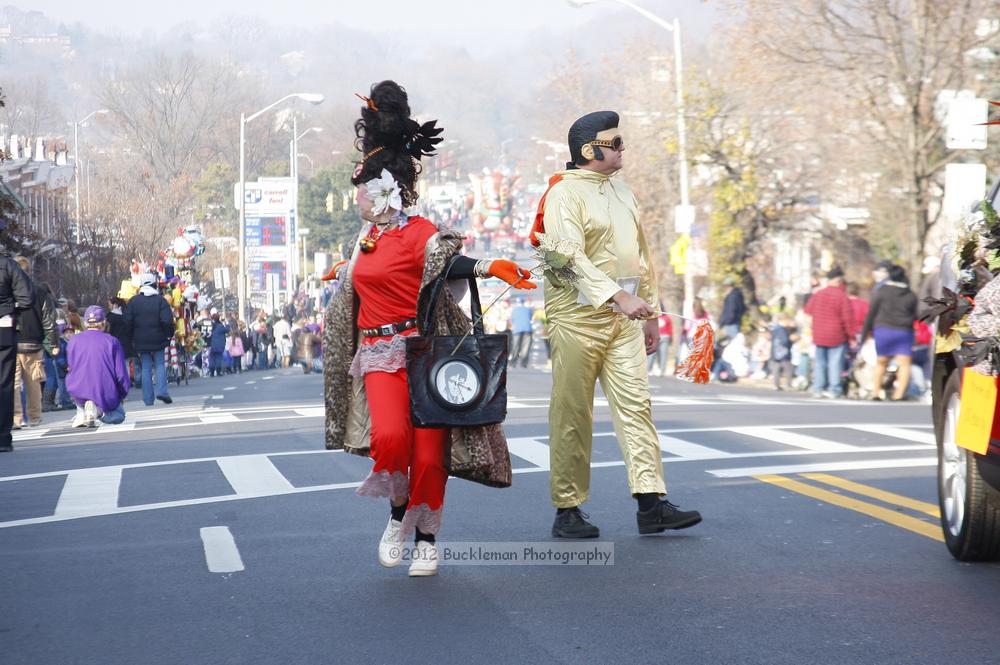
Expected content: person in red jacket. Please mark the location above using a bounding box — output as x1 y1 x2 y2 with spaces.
325 81 535 577
847 282 869 333
803 266 857 398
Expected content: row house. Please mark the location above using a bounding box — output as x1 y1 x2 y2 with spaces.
0 135 75 242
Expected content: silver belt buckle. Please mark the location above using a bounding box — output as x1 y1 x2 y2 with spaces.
380 324 393 336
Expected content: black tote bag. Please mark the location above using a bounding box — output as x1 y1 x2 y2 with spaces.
406 258 508 428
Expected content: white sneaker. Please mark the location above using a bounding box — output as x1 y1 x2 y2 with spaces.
408 540 438 577
71 412 89 428
378 518 404 568
84 401 100 427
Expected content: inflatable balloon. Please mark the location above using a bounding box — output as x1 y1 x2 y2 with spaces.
172 235 195 259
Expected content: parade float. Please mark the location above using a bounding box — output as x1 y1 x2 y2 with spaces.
928 192 1000 561
117 226 208 383
468 169 520 234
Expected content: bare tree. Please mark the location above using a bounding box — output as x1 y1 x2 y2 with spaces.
682 64 823 305
738 0 999 272
42 157 175 303
102 51 245 186
0 76 64 144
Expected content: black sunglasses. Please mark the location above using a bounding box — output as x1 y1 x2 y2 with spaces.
588 136 624 151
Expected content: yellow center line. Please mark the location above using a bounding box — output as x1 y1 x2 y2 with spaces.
801 473 940 518
754 474 944 542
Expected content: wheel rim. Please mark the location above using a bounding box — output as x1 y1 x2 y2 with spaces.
941 392 967 537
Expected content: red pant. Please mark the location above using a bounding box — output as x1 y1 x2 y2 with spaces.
363 369 448 526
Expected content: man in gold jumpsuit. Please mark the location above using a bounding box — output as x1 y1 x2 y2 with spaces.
538 111 702 538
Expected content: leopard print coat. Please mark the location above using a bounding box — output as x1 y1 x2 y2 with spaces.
322 224 512 489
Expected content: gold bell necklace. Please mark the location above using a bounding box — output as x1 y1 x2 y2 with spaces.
359 225 384 253
359 212 408 253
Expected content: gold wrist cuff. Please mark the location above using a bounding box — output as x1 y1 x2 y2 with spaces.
474 259 493 279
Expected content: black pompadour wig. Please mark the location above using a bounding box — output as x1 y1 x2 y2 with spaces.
566 111 619 169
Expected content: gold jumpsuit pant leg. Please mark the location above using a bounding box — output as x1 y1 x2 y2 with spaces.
548 317 605 508
548 314 667 507
599 318 666 496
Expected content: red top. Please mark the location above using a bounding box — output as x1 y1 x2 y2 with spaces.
658 314 673 337
353 216 439 329
914 320 932 346
804 284 858 347
849 296 869 333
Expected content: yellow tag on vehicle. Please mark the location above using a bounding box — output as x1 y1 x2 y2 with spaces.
956 368 999 455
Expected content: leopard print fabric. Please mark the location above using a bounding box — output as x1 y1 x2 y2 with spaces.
968 274 1000 376
323 225 512 489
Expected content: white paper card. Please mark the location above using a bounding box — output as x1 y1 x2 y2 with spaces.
577 276 640 310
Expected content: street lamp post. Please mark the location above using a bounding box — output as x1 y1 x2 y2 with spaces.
296 153 315 177
499 138 513 165
291 126 323 180
567 0 693 313
287 124 322 295
238 93 324 322
72 109 109 244
299 227 310 283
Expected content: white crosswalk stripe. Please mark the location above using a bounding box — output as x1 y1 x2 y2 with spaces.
708 457 937 478
729 427 860 453
54 467 122 518
200 526 245 573
846 424 936 446
0 422 935 529
657 435 730 459
506 437 552 469
217 455 295 496
11 394 914 445
200 414 240 425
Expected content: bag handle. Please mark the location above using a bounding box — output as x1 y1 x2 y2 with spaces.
421 255 485 338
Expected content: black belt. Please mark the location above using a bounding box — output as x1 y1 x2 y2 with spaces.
361 318 418 338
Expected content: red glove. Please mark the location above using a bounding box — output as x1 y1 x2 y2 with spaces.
488 260 536 289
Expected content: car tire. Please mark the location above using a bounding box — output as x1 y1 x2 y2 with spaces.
937 369 1000 560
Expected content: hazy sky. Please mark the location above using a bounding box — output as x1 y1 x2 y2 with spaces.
28 0 621 34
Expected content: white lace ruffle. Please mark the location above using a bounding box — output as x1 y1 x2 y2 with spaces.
349 333 409 378
356 469 410 499
400 502 443 536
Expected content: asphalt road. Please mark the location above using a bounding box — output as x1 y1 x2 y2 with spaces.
1 360 997 665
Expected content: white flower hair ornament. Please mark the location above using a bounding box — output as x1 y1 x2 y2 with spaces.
364 168 403 216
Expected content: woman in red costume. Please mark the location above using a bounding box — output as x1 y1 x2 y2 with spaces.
322 81 534 577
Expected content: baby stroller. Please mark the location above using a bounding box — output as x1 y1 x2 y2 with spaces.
845 339 898 400
841 345 863 399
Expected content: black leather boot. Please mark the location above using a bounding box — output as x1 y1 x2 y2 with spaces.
41 388 56 412
552 507 600 538
637 500 702 534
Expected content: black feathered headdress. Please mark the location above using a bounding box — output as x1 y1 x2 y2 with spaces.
350 80 445 207
402 118 444 161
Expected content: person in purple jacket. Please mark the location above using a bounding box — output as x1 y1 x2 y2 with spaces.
66 306 131 428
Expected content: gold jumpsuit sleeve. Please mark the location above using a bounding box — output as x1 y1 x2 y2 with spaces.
633 192 659 308
542 184 624 310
